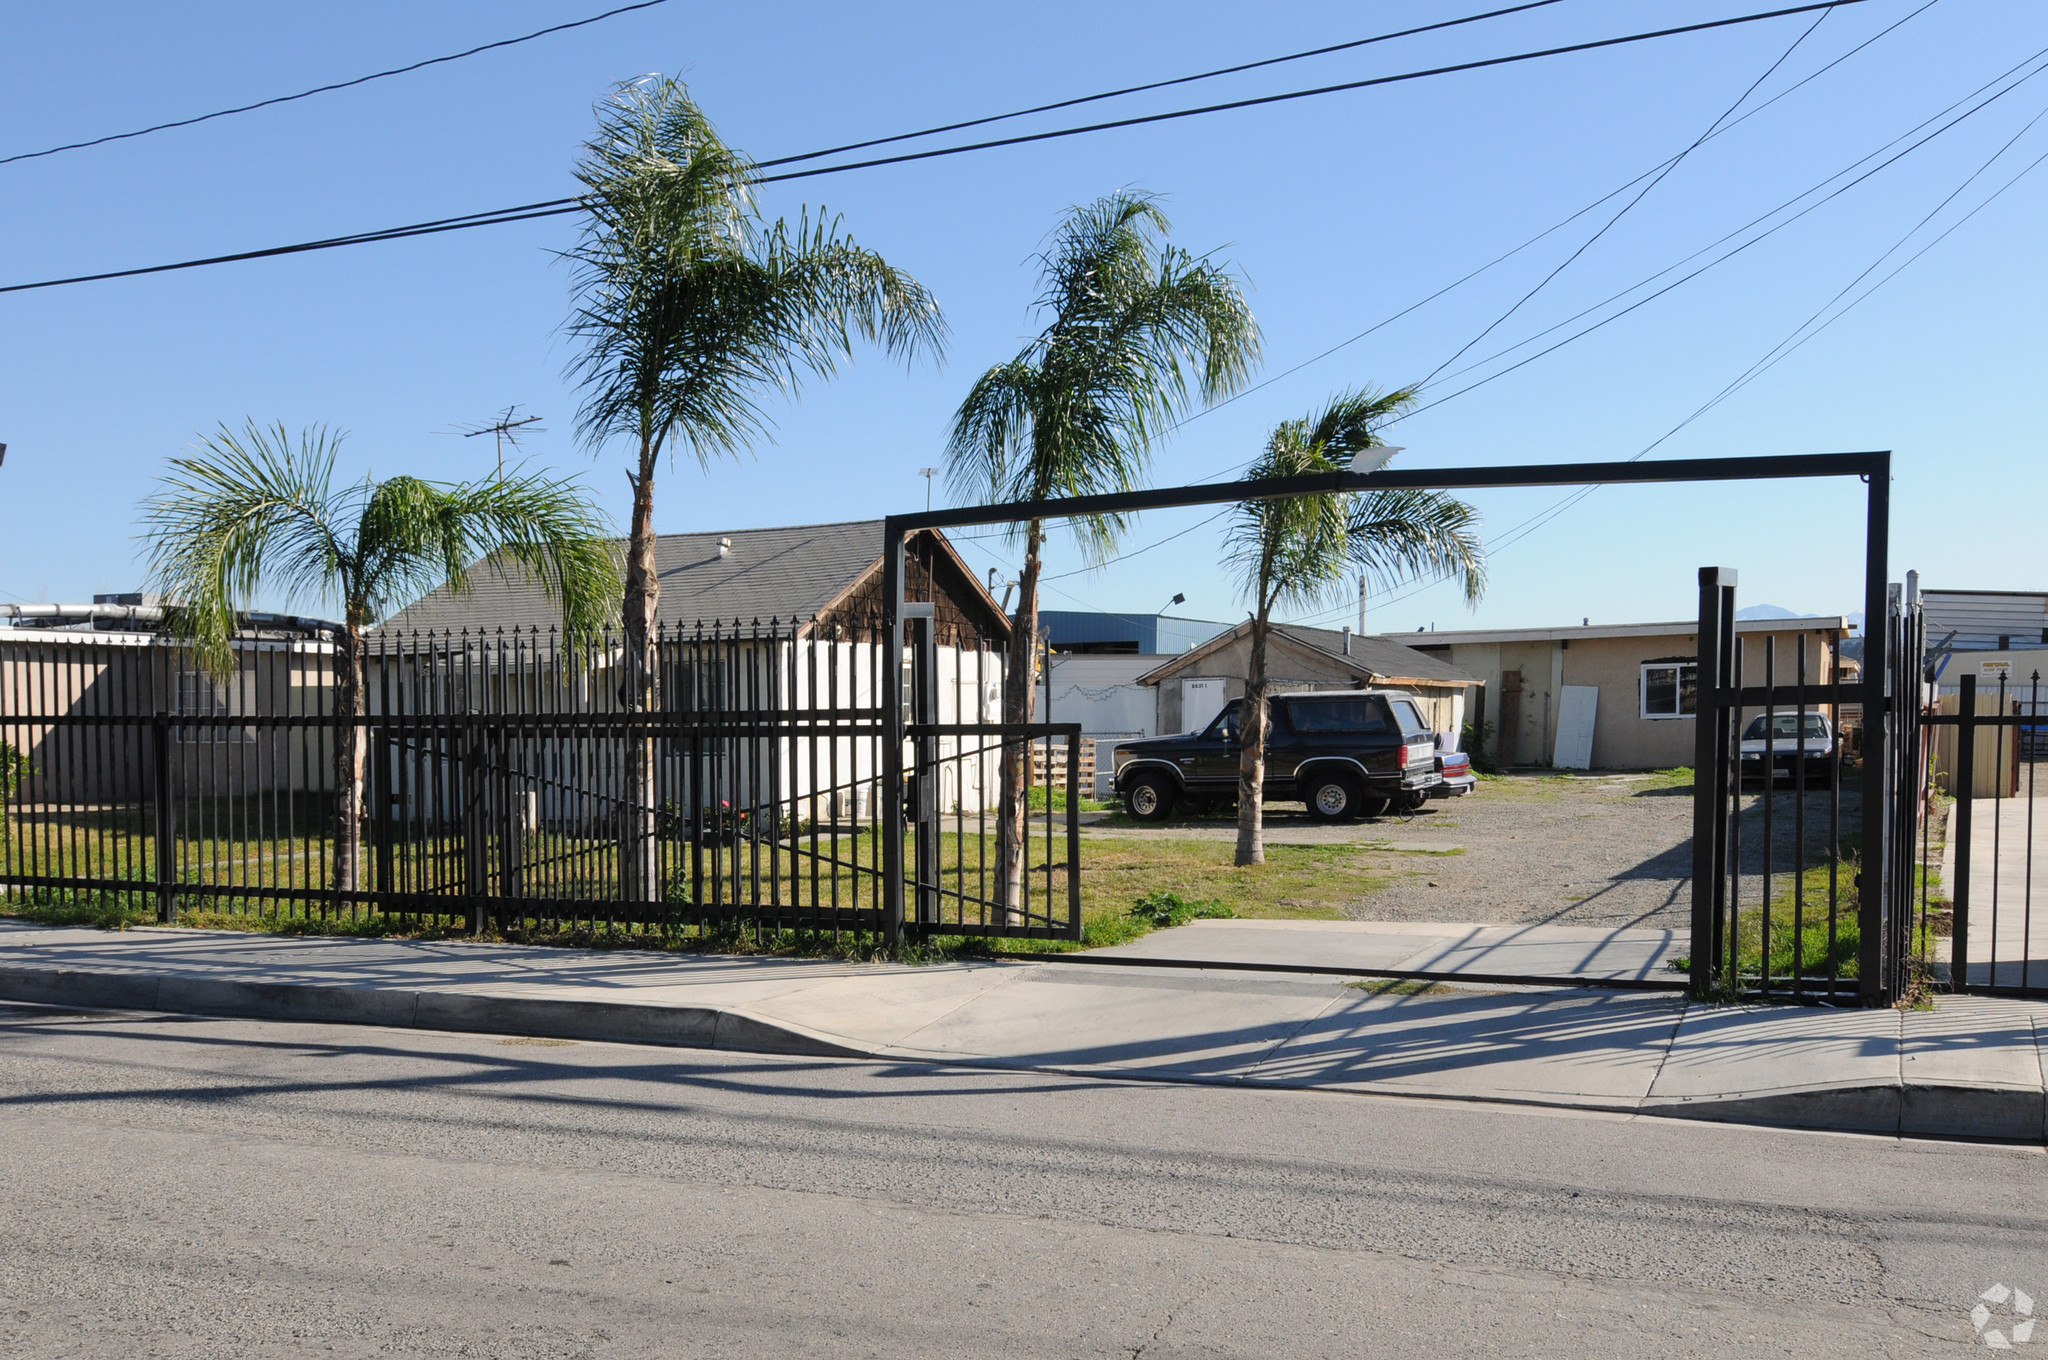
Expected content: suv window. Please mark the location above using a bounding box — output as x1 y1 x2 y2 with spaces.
1285 697 1391 734
1201 701 1241 742
1388 699 1430 737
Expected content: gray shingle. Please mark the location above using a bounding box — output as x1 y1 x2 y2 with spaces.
379 519 887 634
1272 623 1480 685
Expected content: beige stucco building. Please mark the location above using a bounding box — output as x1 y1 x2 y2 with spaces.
1405 616 1850 770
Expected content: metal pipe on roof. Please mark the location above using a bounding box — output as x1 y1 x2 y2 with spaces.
0 602 342 636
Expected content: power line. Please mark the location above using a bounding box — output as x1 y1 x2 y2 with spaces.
1040 509 1231 581
1631 98 2048 459
1414 5 1833 388
1056 0 1941 580
745 1 1870 189
1290 94 2048 629
0 0 679 168
1400 42 2048 417
754 0 1575 171
0 0 1868 297
1167 0 1940 487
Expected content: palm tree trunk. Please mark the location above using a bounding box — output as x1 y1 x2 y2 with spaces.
1235 605 1271 867
997 519 1044 923
620 438 661 904
333 619 366 902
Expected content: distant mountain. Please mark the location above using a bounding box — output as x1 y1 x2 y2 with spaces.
1734 604 1864 632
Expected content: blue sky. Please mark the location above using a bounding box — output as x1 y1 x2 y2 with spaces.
1 0 2040 635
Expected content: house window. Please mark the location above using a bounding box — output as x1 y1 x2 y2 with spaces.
1640 661 1698 720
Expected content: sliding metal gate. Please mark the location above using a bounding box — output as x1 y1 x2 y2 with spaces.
0 619 1081 945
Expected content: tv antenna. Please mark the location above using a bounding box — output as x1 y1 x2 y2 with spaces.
446 406 544 480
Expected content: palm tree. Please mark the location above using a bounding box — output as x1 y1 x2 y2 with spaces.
1223 389 1484 866
565 75 945 899
140 420 620 898
948 190 1260 915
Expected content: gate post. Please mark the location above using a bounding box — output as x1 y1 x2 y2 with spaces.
1952 674 1976 990
1691 568 1735 996
1857 456 1892 1004
881 519 907 949
903 607 940 931
152 712 176 924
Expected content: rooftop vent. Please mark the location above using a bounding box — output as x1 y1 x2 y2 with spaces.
717 536 733 559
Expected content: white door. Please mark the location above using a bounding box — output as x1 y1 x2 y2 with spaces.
1181 678 1227 734
1553 685 1599 770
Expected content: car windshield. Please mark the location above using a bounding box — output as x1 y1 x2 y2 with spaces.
1743 713 1829 741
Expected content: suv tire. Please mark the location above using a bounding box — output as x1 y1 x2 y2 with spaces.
1303 770 1365 823
1124 772 1178 823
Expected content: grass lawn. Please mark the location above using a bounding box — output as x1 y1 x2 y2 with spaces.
2 809 1385 962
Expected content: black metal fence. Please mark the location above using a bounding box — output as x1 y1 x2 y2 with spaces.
1691 568 2046 1004
1690 568 1881 1002
1924 668 2045 996
0 619 1081 944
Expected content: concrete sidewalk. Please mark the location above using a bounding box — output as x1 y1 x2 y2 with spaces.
1940 791 2048 989
0 920 2041 1140
1078 917 1685 983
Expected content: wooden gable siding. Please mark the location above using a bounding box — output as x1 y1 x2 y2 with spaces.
814 531 1010 646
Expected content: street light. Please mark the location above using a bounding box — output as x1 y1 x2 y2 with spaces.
1157 592 1185 614
1351 444 1403 475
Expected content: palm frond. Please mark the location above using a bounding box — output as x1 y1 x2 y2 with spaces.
1347 488 1487 605
1307 385 1419 459
564 77 945 474
947 189 1260 565
1223 424 1352 618
139 421 349 678
1223 392 1486 624
356 469 622 642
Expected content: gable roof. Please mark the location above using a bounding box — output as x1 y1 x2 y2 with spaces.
1135 620 1480 688
378 519 1004 636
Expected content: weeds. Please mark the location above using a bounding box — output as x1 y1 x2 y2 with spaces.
1128 890 1234 928
1025 786 1110 813
1347 977 1468 998
0 889 153 931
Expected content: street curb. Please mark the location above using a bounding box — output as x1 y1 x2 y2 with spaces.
1641 1082 2048 1141
0 965 875 1060
0 963 2040 1142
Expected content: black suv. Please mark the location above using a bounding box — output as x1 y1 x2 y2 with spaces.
1112 689 1442 823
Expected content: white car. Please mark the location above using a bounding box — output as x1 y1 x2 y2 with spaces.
1738 712 1836 785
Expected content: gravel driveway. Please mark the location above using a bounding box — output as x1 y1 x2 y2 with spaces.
1084 772 1860 933
1344 774 1697 930
1345 773 1861 931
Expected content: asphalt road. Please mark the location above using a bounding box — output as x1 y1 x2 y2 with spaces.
0 1002 2039 1358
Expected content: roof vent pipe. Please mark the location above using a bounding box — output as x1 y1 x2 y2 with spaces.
717 536 732 558
1341 626 1352 656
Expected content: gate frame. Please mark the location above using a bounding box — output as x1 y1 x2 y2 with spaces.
883 450 1895 998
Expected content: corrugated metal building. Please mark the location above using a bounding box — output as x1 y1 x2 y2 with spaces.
1922 589 2048 651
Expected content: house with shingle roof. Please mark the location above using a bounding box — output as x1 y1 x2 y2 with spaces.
374 520 1013 824
381 519 1007 646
